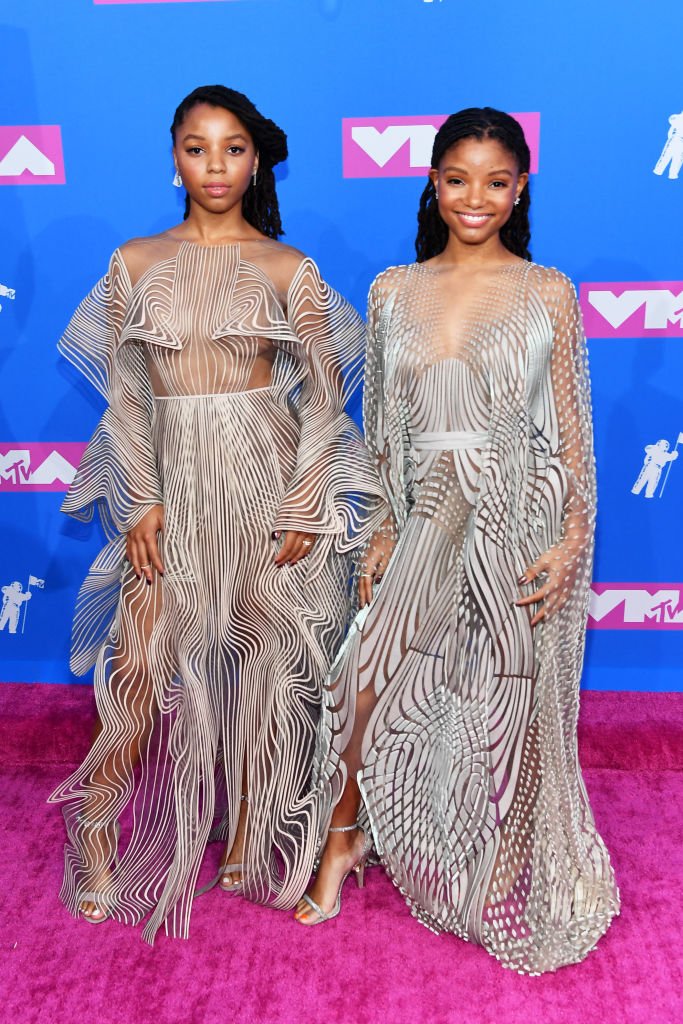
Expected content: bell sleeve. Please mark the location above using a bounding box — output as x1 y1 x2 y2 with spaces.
274 258 388 574
59 249 163 539
58 250 163 674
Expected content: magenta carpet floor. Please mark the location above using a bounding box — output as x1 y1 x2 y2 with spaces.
1 684 681 1024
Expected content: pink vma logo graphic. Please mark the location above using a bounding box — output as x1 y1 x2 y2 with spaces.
580 282 683 338
0 444 85 492
588 584 683 630
342 113 540 178
94 1 236 5
0 127 65 186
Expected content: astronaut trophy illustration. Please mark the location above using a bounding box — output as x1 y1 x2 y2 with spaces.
0 576 44 634
0 282 16 314
653 111 683 180
0 582 32 634
632 438 680 498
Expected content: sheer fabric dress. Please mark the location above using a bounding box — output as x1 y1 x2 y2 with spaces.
49 235 386 943
311 260 620 974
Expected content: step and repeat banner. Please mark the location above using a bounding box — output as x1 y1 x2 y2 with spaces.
1 0 682 689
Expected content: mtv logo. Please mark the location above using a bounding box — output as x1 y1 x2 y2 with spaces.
0 127 65 185
0 443 86 491
580 282 683 338
588 584 683 630
342 113 540 178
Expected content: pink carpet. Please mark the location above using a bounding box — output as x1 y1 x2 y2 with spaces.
1 684 681 1024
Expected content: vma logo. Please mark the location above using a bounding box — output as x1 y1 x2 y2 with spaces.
0 127 65 186
93 1 237 5
588 584 683 630
580 282 683 338
0 444 86 492
342 113 540 178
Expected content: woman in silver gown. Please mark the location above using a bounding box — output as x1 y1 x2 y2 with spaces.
49 86 386 942
296 108 620 974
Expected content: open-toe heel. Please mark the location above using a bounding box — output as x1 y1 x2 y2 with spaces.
74 815 121 924
296 823 372 926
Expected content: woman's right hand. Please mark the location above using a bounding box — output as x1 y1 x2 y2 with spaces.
126 504 165 584
359 531 394 608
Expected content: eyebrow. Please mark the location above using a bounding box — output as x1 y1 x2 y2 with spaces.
442 165 513 176
182 132 249 143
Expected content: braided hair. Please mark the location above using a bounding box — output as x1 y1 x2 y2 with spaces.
415 107 531 263
170 85 288 238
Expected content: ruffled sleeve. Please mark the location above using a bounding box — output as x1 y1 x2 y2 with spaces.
59 249 163 539
274 258 387 571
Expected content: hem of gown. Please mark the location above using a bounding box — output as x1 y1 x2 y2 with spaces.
355 773 620 976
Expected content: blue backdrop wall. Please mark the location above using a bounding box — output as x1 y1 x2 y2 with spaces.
1 0 682 689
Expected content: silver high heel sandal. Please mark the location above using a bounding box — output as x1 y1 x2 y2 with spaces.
195 795 248 897
74 815 121 925
296 823 372 926
219 794 248 892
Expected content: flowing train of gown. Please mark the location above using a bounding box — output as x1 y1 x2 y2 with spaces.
48 235 387 943
310 260 620 974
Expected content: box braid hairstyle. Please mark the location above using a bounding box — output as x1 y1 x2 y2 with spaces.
171 85 288 238
416 107 531 263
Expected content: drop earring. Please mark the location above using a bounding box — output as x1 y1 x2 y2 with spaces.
514 196 521 206
173 170 182 188
252 168 258 188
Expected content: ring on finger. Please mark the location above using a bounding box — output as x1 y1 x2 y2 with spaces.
140 563 151 569
302 539 313 547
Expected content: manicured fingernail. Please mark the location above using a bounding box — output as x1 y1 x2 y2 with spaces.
272 531 281 540
518 575 528 585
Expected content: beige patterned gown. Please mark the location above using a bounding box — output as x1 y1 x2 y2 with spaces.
311 260 620 974
49 235 387 943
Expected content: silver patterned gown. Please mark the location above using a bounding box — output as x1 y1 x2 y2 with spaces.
311 259 620 974
48 235 387 943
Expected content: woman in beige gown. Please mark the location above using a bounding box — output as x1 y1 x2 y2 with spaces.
49 85 386 942
296 108 620 974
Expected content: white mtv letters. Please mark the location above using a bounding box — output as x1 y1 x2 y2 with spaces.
632 434 682 498
351 124 437 167
0 135 55 177
654 110 683 180
0 450 31 485
588 288 683 330
590 588 683 625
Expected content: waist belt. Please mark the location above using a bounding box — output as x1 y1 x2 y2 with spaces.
411 430 490 451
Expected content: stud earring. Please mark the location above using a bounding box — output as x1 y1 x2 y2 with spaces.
514 196 521 207
173 170 183 188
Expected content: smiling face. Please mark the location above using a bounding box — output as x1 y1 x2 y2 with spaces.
429 135 528 252
173 103 258 218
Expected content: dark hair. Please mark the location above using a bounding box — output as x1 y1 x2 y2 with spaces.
415 107 531 263
171 85 288 238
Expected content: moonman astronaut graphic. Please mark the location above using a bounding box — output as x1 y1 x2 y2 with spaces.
0 581 32 634
632 439 679 498
0 282 15 314
653 111 683 180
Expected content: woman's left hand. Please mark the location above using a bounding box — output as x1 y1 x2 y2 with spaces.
273 530 317 566
515 541 582 626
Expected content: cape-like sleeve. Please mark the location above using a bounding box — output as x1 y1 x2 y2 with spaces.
59 249 163 674
59 249 163 538
274 258 388 576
